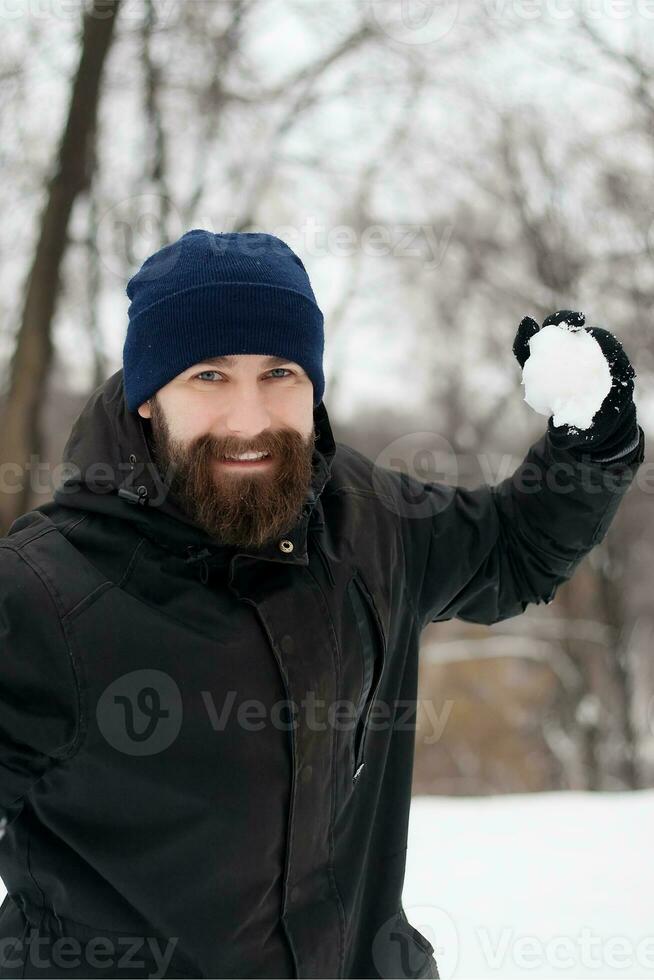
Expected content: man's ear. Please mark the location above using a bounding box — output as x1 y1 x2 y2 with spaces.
137 400 152 419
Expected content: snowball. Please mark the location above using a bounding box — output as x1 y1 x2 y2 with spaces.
521 321 612 430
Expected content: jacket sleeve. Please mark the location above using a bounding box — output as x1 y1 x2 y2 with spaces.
396 425 645 631
0 545 80 837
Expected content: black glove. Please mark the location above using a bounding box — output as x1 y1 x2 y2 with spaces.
513 309 640 463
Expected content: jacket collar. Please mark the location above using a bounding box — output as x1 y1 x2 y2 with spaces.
53 369 336 568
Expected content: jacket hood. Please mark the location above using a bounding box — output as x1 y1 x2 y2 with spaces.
51 369 336 567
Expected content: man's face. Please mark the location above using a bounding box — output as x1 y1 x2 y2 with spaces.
137 354 316 550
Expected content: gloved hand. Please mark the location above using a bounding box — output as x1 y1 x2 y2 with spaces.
512 309 640 463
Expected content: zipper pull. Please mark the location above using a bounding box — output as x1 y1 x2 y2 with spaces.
184 546 212 564
118 486 149 506
184 547 212 585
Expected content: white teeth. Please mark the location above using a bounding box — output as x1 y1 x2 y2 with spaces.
225 451 269 461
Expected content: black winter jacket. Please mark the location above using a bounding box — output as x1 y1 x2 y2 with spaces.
0 369 645 978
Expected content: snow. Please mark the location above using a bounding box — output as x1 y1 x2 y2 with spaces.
403 791 654 979
521 321 612 430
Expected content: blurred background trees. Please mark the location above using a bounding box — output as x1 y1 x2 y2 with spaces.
1 0 652 794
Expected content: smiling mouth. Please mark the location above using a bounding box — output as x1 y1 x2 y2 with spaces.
216 452 274 467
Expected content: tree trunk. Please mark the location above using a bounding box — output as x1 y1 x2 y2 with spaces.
0 0 121 534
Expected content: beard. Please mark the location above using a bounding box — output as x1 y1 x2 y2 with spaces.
144 396 316 551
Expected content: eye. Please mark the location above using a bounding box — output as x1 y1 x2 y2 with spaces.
191 368 293 382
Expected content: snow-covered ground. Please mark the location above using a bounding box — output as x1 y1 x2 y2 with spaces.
1 791 651 978
403 791 654 979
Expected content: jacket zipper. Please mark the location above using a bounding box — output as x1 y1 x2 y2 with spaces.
347 570 387 784
312 530 335 588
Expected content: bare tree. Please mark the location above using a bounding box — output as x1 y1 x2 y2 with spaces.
140 0 173 243
0 0 122 534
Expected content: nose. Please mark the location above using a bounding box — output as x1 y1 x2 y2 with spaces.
223 384 272 440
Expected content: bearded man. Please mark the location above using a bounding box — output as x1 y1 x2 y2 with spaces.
0 229 644 979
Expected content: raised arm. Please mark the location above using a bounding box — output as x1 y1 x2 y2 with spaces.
395 309 645 630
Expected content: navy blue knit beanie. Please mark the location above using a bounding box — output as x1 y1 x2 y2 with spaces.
122 229 325 413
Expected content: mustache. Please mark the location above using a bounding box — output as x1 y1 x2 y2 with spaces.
201 428 310 459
